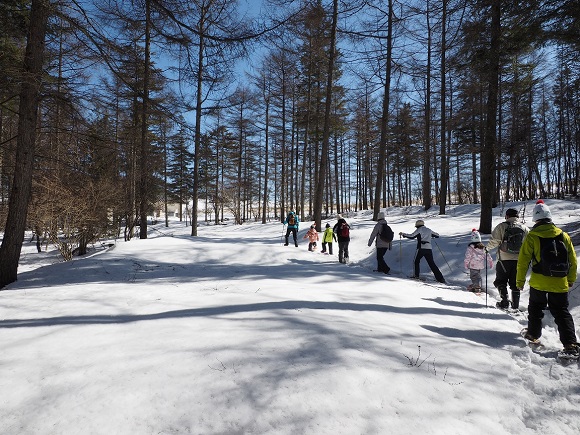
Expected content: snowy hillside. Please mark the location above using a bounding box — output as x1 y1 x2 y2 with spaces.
1 199 580 434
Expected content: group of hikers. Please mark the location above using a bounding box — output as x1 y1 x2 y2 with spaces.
283 199 579 358
283 211 351 263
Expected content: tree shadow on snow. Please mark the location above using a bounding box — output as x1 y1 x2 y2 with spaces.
421 324 521 348
0 299 500 329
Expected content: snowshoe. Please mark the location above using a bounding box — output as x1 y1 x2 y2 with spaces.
520 328 544 350
557 344 580 363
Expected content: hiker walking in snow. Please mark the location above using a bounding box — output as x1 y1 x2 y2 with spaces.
399 220 445 283
464 229 493 292
321 223 337 255
368 211 394 274
304 225 320 252
485 208 529 309
516 200 579 358
333 214 350 264
283 211 300 247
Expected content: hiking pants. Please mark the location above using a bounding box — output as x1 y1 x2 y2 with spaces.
376 247 390 273
494 259 519 304
527 287 577 345
469 269 482 288
338 241 349 263
413 248 444 282
285 228 298 246
322 242 333 255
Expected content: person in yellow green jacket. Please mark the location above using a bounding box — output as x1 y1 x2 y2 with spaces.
321 223 337 255
516 200 578 357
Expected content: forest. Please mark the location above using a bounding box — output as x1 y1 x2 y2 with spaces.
0 0 579 288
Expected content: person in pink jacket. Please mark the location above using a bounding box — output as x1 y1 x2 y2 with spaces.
303 225 320 252
464 229 493 291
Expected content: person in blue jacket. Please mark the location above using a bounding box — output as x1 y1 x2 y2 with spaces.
283 211 300 247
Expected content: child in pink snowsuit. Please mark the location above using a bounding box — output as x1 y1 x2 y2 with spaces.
464 229 493 291
304 225 320 251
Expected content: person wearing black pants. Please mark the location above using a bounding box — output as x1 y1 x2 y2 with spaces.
368 211 392 274
527 289 577 345
485 208 529 309
283 211 300 247
400 220 445 283
516 200 579 357
333 214 350 264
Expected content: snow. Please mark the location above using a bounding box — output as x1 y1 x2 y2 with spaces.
2 199 580 435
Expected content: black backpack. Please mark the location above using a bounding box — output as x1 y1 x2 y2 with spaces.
532 233 570 277
379 223 394 243
500 223 525 254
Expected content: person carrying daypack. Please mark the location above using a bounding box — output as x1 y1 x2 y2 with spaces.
367 211 393 274
283 211 300 247
516 200 579 359
485 208 529 309
333 214 350 264
399 219 445 283
321 223 337 255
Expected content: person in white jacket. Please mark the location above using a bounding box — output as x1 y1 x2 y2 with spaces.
400 220 445 283
464 229 494 291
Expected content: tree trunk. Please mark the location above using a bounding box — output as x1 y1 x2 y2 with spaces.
373 0 393 220
313 0 338 231
439 0 448 214
423 0 432 211
191 7 206 236
0 0 49 289
262 90 270 224
479 0 501 234
139 0 151 238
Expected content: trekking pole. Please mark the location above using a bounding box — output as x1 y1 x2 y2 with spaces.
433 239 452 273
455 234 465 247
484 247 488 307
281 225 286 245
398 235 402 274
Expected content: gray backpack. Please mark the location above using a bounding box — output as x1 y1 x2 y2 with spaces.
500 223 525 254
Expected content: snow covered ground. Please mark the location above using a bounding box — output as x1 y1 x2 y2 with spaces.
1 199 580 435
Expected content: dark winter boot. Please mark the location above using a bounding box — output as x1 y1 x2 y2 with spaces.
284 236 289 246
498 287 509 309
511 289 521 310
497 297 510 309
562 343 580 357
